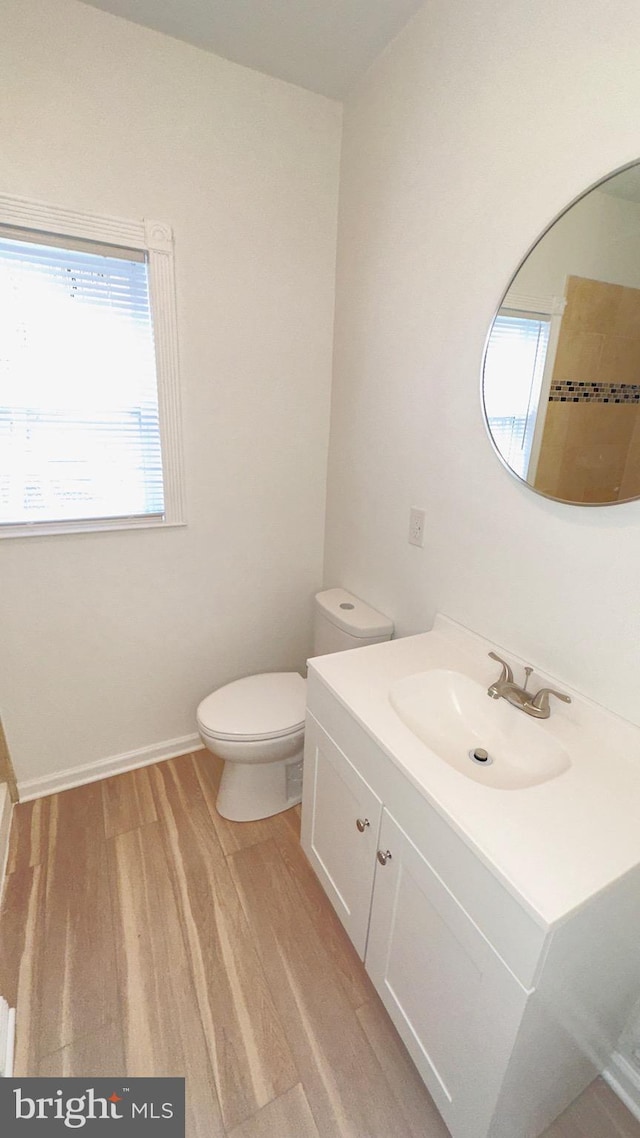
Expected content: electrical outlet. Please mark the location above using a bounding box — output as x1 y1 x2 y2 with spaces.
408 507 426 547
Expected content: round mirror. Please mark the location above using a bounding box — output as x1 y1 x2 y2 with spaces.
482 162 640 505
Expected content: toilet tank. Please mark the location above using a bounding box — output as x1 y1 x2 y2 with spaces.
313 588 393 656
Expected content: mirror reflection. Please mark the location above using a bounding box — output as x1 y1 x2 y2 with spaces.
483 163 640 505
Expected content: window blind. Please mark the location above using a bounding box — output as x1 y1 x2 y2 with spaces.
483 310 551 481
0 230 164 526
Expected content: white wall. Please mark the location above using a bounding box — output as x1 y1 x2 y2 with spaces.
326 0 640 731
0 0 341 784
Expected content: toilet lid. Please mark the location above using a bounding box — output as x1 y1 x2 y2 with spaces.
197 672 306 742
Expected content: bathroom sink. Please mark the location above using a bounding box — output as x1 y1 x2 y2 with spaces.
389 669 571 789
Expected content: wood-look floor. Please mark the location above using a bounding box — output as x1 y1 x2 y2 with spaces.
1 752 639 1138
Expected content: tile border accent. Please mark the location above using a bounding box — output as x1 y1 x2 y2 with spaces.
17 734 204 802
549 381 640 403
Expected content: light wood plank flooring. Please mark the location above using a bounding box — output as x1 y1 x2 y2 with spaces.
1 752 638 1138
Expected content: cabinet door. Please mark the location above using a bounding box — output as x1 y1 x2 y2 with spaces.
366 810 529 1138
301 718 383 958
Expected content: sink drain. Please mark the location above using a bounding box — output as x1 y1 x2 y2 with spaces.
469 747 493 766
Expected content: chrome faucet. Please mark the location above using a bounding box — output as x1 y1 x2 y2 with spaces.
487 651 571 719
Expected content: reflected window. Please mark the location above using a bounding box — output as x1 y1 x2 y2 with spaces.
484 310 550 480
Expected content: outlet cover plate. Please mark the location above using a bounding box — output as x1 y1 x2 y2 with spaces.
408 507 426 547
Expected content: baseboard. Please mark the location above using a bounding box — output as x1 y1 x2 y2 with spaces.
0 996 16 1077
17 734 204 802
603 1050 640 1122
0 783 13 895
0 786 16 1077
0 786 16 1076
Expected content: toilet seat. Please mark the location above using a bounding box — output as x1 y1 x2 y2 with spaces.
197 672 306 743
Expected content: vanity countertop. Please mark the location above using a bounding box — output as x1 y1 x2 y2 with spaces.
307 614 640 927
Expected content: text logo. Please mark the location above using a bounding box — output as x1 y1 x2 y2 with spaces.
1 1078 185 1135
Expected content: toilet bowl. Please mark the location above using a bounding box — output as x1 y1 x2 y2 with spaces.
197 672 306 822
196 589 393 822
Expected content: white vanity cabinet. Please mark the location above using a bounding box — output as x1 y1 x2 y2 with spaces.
302 710 533 1138
301 718 382 957
301 663 640 1138
365 808 530 1136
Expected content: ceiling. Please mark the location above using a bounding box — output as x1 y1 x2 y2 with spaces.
77 0 425 99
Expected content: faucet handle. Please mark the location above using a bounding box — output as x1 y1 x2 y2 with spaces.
530 687 572 714
488 651 513 685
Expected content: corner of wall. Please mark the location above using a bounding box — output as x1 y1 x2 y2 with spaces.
603 1051 640 1123
0 784 13 901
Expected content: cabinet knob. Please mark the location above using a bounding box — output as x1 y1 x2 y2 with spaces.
377 849 392 866
356 818 370 832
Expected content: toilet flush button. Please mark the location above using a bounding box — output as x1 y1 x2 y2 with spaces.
340 602 355 610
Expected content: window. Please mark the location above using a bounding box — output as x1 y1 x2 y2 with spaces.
483 309 551 481
0 195 184 537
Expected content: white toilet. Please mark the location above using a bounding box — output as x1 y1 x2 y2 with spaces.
196 588 393 822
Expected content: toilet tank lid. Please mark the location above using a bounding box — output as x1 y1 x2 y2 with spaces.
315 588 393 638
197 672 306 740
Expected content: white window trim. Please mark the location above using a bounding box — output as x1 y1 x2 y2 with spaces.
501 289 566 484
502 289 567 318
0 192 186 538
